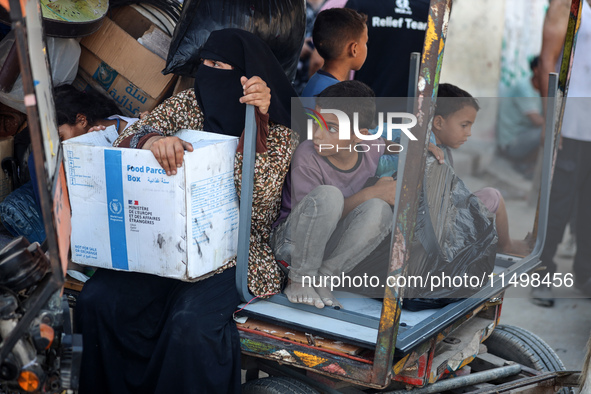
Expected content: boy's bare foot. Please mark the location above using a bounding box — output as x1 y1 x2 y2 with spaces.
501 239 532 257
314 285 343 309
284 279 325 308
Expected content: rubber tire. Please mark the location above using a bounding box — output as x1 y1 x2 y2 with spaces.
242 376 319 394
484 324 573 394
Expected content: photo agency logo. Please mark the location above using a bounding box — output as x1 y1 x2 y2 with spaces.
304 107 419 153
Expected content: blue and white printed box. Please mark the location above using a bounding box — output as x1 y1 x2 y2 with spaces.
63 128 239 281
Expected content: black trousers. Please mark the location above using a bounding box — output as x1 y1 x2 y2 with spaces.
75 267 241 394
540 137 591 284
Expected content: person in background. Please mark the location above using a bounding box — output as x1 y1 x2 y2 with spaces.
308 1 430 111
344 0 429 109
496 56 544 177
307 0 351 78
293 0 327 94
301 8 368 100
530 0 591 307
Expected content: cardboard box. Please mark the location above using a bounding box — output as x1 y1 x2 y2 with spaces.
63 128 239 281
0 136 13 202
79 6 177 117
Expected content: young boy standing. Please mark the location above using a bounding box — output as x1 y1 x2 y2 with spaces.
432 83 530 255
271 81 396 309
301 8 368 100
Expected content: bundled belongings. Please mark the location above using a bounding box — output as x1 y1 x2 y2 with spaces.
403 156 498 311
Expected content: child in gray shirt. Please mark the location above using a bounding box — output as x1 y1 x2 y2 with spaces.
271 81 397 308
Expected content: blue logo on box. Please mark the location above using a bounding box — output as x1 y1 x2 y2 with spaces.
109 199 123 215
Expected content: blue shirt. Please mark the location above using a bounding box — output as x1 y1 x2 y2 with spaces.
301 70 339 108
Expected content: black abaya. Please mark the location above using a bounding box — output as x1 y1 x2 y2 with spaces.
75 267 241 394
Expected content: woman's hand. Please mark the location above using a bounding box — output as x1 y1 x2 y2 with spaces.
87 125 106 133
143 135 194 176
240 76 271 114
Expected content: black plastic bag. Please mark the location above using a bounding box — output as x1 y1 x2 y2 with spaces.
403 157 498 309
163 0 306 81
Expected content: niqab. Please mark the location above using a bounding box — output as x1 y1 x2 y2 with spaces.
194 29 297 137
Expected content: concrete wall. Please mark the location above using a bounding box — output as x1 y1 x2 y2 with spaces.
439 0 507 142
499 0 547 96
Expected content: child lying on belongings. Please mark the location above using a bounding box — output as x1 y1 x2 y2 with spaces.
75 28 300 394
54 85 147 140
0 86 144 245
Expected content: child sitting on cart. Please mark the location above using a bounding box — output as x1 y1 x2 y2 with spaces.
432 83 530 255
271 80 396 309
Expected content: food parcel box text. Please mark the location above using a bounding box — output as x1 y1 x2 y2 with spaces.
63 129 239 281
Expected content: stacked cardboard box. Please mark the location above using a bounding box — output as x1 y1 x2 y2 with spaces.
77 7 177 117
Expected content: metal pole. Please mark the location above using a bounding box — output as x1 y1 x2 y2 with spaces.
532 73 559 257
235 104 257 302
384 364 522 394
371 0 453 386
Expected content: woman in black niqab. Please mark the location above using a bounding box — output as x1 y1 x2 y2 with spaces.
76 28 302 394
194 28 296 138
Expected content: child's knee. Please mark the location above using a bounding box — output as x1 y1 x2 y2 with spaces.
363 198 393 229
308 185 345 214
474 187 502 214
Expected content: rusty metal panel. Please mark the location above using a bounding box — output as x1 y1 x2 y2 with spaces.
557 0 583 113
239 330 378 388
371 0 453 386
552 0 582 166
0 0 68 365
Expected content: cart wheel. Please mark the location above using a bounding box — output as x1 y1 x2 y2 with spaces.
242 376 319 394
484 324 573 394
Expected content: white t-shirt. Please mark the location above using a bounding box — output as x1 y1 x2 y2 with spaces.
107 115 139 131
